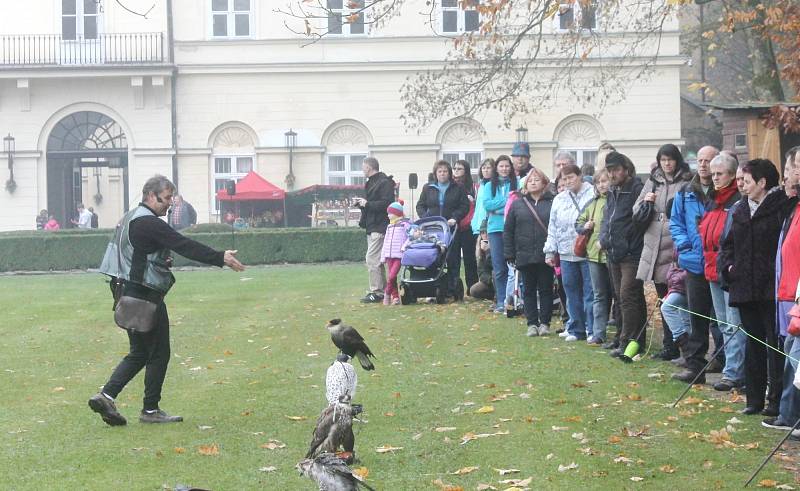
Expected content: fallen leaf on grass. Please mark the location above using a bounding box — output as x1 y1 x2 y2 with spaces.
435 427 457 432
630 476 644 482
460 430 509 445
776 485 795 490
552 426 568 431
352 467 369 479
564 416 582 423
449 466 479 475
476 405 495 414
52 387 66 392
198 444 219 456
702 460 713 469
743 442 760 450
730 391 745 403
499 477 532 486
623 426 650 437
260 440 286 450
614 456 634 465
476 485 497 490
432 478 463 491
494 468 520 475
683 396 704 405
659 464 676 473
174 447 186 454
558 462 579 472
284 415 307 421
198 425 213 430
759 480 778 488
627 393 642 401
608 435 622 444
258 466 276 473
375 445 403 453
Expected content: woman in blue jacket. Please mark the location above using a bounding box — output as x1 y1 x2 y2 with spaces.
481 155 517 312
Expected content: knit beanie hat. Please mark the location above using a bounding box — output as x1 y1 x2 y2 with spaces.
387 200 405 217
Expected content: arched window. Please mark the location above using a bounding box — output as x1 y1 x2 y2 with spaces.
322 120 372 186
554 115 604 171
210 122 257 213
438 118 484 178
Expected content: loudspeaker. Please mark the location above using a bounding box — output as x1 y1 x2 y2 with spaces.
225 180 236 196
408 173 418 190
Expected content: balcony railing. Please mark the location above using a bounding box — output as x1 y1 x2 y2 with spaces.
0 33 166 67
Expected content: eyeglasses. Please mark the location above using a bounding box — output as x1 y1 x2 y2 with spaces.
453 167 465 171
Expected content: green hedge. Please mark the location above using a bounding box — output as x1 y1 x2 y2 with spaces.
0 228 367 272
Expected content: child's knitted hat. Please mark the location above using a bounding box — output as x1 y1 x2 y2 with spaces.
387 199 405 217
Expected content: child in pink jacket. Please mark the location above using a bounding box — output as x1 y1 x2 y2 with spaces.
381 200 411 305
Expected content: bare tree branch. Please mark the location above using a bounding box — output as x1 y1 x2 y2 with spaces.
113 0 156 18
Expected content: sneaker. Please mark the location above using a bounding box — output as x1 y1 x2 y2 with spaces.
762 418 793 430
538 324 550 336
391 297 401 306
713 379 741 392
88 393 127 427
610 348 624 358
671 369 706 384
139 409 183 424
526 325 540 337
382 296 390 306
558 331 569 338
360 293 383 304
564 335 579 342
587 337 604 346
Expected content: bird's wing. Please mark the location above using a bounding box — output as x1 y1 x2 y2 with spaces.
342 326 374 357
306 406 334 458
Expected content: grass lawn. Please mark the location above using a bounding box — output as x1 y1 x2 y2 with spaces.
1 263 798 490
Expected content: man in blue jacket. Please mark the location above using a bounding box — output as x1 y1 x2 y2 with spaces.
669 145 719 383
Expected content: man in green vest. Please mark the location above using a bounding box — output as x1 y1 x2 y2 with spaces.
90 175 244 426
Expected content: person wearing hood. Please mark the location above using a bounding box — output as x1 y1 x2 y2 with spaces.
699 152 745 392
504 168 555 336
576 168 612 344
633 144 693 361
719 159 794 416
544 163 595 341
417 160 470 298
669 145 720 383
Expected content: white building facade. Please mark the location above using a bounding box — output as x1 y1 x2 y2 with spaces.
0 0 684 231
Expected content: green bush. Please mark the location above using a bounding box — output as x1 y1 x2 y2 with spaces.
0 228 366 272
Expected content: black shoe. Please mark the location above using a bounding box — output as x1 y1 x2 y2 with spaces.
671 356 688 368
713 379 741 392
740 406 764 415
610 348 624 358
762 405 780 417
762 418 792 430
671 369 705 384
88 393 127 426
706 359 724 373
139 409 183 424
602 340 619 350
650 348 680 361
360 293 383 304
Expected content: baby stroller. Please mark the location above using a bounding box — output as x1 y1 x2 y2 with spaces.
398 216 464 305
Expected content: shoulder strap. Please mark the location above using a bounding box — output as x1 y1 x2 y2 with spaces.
568 192 581 213
522 197 547 231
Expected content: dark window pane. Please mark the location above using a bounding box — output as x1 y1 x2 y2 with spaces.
62 17 77 40
351 176 366 186
213 14 227 36
328 0 343 8
328 13 342 34
212 0 228 11
349 13 364 34
83 0 97 14
465 10 479 31
328 156 345 172
235 14 249 35
581 4 596 28
442 0 457 7
329 176 346 185
84 17 97 39
215 158 232 174
62 0 76 15
442 153 458 163
442 10 457 32
350 155 365 171
234 0 250 10
559 7 574 29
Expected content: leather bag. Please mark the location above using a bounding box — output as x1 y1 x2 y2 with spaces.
111 230 158 333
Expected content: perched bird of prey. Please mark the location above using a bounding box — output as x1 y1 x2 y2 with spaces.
296 453 375 491
306 395 355 459
326 319 375 371
326 353 358 406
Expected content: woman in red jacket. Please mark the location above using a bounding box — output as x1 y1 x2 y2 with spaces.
698 152 744 392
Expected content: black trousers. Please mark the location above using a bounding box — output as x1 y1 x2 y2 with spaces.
103 302 171 411
518 263 555 327
739 300 784 409
456 231 478 291
683 272 712 373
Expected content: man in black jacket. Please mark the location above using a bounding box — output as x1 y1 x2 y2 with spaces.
354 157 395 303
599 152 647 357
89 175 245 426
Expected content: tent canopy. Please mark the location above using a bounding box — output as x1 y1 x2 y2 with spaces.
216 171 285 201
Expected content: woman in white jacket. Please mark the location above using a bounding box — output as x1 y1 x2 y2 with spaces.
544 164 596 341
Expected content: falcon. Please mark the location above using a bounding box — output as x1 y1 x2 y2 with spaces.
296 452 375 491
306 395 355 459
325 319 375 371
326 353 358 406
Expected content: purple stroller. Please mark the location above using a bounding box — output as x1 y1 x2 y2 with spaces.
398 216 463 304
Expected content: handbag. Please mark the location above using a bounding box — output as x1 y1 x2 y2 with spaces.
570 193 594 258
788 304 800 337
112 230 159 333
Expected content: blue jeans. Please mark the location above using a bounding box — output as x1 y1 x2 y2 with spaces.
779 335 800 425
709 281 745 383
560 259 593 339
661 292 690 339
588 261 611 342
488 232 508 311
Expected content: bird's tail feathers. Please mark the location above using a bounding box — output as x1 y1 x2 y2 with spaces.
356 351 375 371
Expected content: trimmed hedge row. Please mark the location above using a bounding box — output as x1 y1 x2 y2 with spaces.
0 227 367 272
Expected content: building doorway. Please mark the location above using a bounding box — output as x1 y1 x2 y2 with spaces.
46 111 128 228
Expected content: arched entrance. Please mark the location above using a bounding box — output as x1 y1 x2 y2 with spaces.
46 111 128 227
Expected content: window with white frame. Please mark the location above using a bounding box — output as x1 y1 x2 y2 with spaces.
441 0 479 34
442 151 483 177
557 149 598 168
62 0 99 40
326 154 367 185
211 0 252 38
554 0 597 31
327 0 366 36
212 155 253 213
